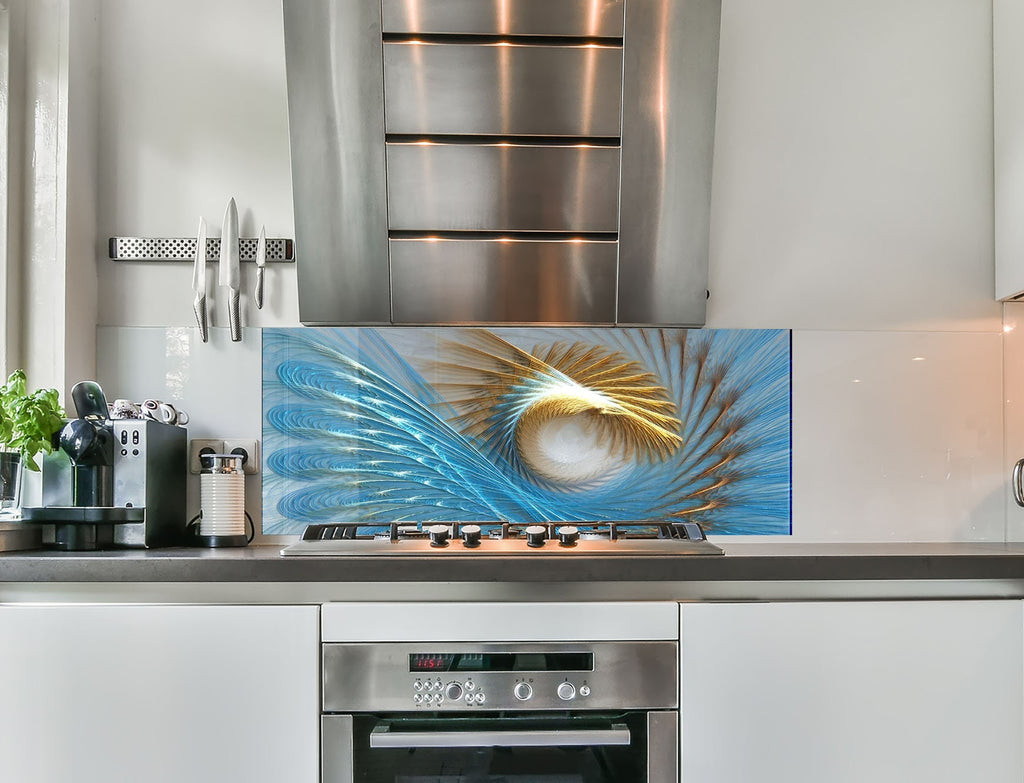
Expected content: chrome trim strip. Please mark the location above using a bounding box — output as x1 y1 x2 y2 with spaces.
321 714 354 783
647 711 679 783
369 724 631 748
3 579 1024 604
381 0 625 37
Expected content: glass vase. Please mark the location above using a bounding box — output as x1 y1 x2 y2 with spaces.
0 451 23 517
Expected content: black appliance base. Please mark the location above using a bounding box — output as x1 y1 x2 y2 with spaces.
20 507 146 551
191 532 248 548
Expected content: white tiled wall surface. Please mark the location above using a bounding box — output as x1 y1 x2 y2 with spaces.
96 327 268 538
96 0 297 328
791 331 1004 542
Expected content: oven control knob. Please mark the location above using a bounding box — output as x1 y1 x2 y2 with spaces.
525 525 547 548
461 524 482 548
513 682 533 701
445 682 464 701
557 526 579 546
579 685 591 697
557 682 576 701
427 524 450 547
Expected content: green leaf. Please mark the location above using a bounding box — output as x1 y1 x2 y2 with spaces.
0 370 65 471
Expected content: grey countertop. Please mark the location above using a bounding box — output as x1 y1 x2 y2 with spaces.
3 542 1024 584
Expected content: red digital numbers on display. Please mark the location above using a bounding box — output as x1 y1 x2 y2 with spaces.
411 654 452 672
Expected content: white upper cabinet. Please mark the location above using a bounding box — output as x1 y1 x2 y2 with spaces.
996 0 1024 300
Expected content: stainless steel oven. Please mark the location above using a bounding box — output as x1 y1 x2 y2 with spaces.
321 641 678 782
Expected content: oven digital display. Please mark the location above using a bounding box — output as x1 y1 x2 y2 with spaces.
409 652 594 673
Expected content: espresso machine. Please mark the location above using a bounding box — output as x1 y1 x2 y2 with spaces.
22 381 187 550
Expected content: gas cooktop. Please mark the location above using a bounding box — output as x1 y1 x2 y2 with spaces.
280 520 723 557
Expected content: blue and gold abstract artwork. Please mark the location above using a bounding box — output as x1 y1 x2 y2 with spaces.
262 328 791 535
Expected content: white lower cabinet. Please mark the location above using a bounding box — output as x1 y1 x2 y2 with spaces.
0 604 319 783
679 600 1023 783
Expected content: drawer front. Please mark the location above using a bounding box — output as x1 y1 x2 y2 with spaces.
381 0 625 37
390 238 617 323
386 143 621 232
384 42 623 137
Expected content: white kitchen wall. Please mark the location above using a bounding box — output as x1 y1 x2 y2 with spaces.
708 0 996 333
96 0 297 327
92 0 1005 542
95 327 271 539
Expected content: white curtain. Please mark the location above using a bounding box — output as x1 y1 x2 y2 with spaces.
0 0 99 401
0 1 12 379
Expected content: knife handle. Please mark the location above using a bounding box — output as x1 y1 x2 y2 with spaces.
255 267 265 310
193 294 209 343
228 289 241 342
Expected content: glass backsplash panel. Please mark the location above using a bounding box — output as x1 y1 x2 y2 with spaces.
262 327 792 535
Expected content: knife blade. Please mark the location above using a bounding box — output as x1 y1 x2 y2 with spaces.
254 224 266 310
192 217 209 342
219 197 241 342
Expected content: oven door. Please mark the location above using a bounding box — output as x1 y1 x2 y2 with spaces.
323 711 677 783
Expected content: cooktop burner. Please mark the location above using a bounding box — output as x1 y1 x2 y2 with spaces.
280 520 724 556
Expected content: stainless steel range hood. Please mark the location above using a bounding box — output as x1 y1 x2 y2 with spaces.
283 0 721 326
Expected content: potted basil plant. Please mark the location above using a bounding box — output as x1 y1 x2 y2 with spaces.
0 370 65 514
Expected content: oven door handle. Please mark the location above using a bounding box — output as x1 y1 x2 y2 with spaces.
369 723 632 749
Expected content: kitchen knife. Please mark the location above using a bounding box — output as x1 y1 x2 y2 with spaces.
254 224 266 310
219 197 241 342
192 217 209 342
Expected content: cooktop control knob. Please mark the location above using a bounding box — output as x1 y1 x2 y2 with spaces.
557 525 579 546
525 525 547 548
557 682 576 701
514 682 533 701
445 682 464 702
427 524 450 547
461 524 482 548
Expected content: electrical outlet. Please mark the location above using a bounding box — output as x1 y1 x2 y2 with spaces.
189 439 224 474
223 438 260 475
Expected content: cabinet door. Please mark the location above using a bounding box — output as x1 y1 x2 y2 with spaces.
996 0 1024 299
680 601 1023 783
0 604 319 783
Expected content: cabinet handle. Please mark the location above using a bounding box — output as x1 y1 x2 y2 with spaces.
1013 458 1024 507
369 724 630 749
